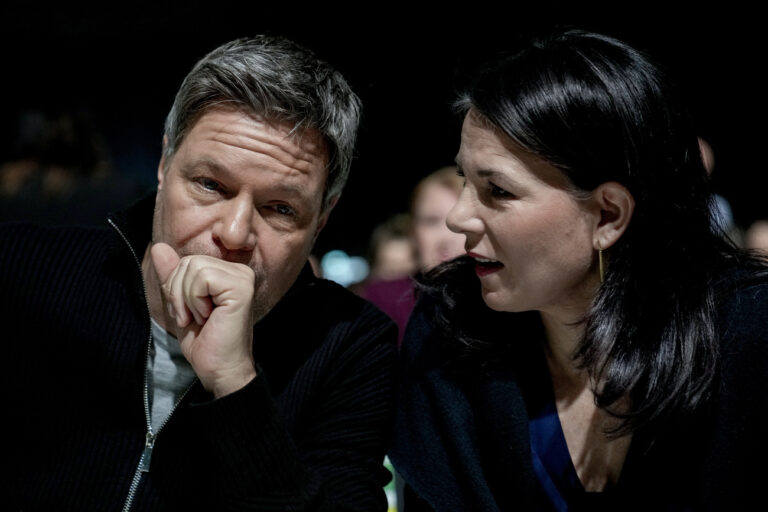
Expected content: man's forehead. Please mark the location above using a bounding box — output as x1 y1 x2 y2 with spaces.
197 106 329 164
182 109 325 172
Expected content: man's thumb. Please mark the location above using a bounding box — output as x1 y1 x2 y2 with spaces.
150 242 180 284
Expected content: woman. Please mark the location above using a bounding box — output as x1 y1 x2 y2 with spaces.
389 29 768 511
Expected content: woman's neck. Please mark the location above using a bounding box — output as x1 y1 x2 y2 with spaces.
540 310 587 388
539 309 632 491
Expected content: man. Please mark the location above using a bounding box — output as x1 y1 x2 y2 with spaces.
1 36 397 511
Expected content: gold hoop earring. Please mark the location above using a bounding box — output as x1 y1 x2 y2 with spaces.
597 242 605 284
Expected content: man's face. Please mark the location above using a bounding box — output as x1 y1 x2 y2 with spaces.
152 107 330 322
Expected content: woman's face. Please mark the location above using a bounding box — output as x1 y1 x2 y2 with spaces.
447 111 599 318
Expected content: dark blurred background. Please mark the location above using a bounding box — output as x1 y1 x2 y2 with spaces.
1 2 765 261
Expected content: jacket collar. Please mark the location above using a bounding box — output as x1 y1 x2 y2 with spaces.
106 192 156 262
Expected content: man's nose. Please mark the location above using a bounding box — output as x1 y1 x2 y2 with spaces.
214 194 256 251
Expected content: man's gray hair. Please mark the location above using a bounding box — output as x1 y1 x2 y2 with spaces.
162 35 361 210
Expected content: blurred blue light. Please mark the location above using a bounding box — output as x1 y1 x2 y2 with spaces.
320 250 369 287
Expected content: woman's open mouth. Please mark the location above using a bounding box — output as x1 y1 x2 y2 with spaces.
470 254 504 277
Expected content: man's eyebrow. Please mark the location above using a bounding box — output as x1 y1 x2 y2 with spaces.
272 181 310 199
182 157 227 175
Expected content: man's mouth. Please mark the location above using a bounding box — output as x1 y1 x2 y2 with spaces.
469 253 504 277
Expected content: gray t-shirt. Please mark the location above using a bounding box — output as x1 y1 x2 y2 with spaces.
148 318 197 431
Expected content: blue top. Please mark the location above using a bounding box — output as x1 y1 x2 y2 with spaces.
529 397 583 511
526 364 618 511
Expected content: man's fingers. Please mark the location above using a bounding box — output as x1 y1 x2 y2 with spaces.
151 242 181 284
152 248 253 330
184 266 222 324
167 256 193 328
188 294 214 325
151 243 191 327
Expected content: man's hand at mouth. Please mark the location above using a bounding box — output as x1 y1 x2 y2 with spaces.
151 242 258 398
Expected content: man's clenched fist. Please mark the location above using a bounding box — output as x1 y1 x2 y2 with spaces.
151 242 258 398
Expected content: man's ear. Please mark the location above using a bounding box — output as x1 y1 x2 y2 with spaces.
591 181 635 250
157 136 169 190
315 194 340 239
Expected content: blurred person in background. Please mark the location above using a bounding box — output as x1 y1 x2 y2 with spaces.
745 219 768 254
361 167 465 346
0 107 147 224
411 166 466 272
698 136 743 245
368 213 419 282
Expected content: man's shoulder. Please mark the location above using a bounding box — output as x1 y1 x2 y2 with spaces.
0 220 115 264
0 221 128 319
284 274 396 332
254 273 398 394
0 219 112 238
258 271 397 360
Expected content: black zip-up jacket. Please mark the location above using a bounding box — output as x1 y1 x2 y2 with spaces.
0 195 398 511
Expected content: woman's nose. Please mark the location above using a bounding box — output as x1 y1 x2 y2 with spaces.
446 189 483 236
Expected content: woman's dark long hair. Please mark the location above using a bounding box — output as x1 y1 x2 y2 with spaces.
424 29 766 436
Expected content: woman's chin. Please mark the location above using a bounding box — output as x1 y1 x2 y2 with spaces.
481 289 522 313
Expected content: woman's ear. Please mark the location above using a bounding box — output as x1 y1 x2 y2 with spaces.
592 181 635 250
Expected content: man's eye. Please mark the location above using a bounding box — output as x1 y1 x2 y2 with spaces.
197 178 222 192
273 204 295 216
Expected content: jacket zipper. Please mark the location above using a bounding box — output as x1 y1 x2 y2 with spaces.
108 218 196 512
